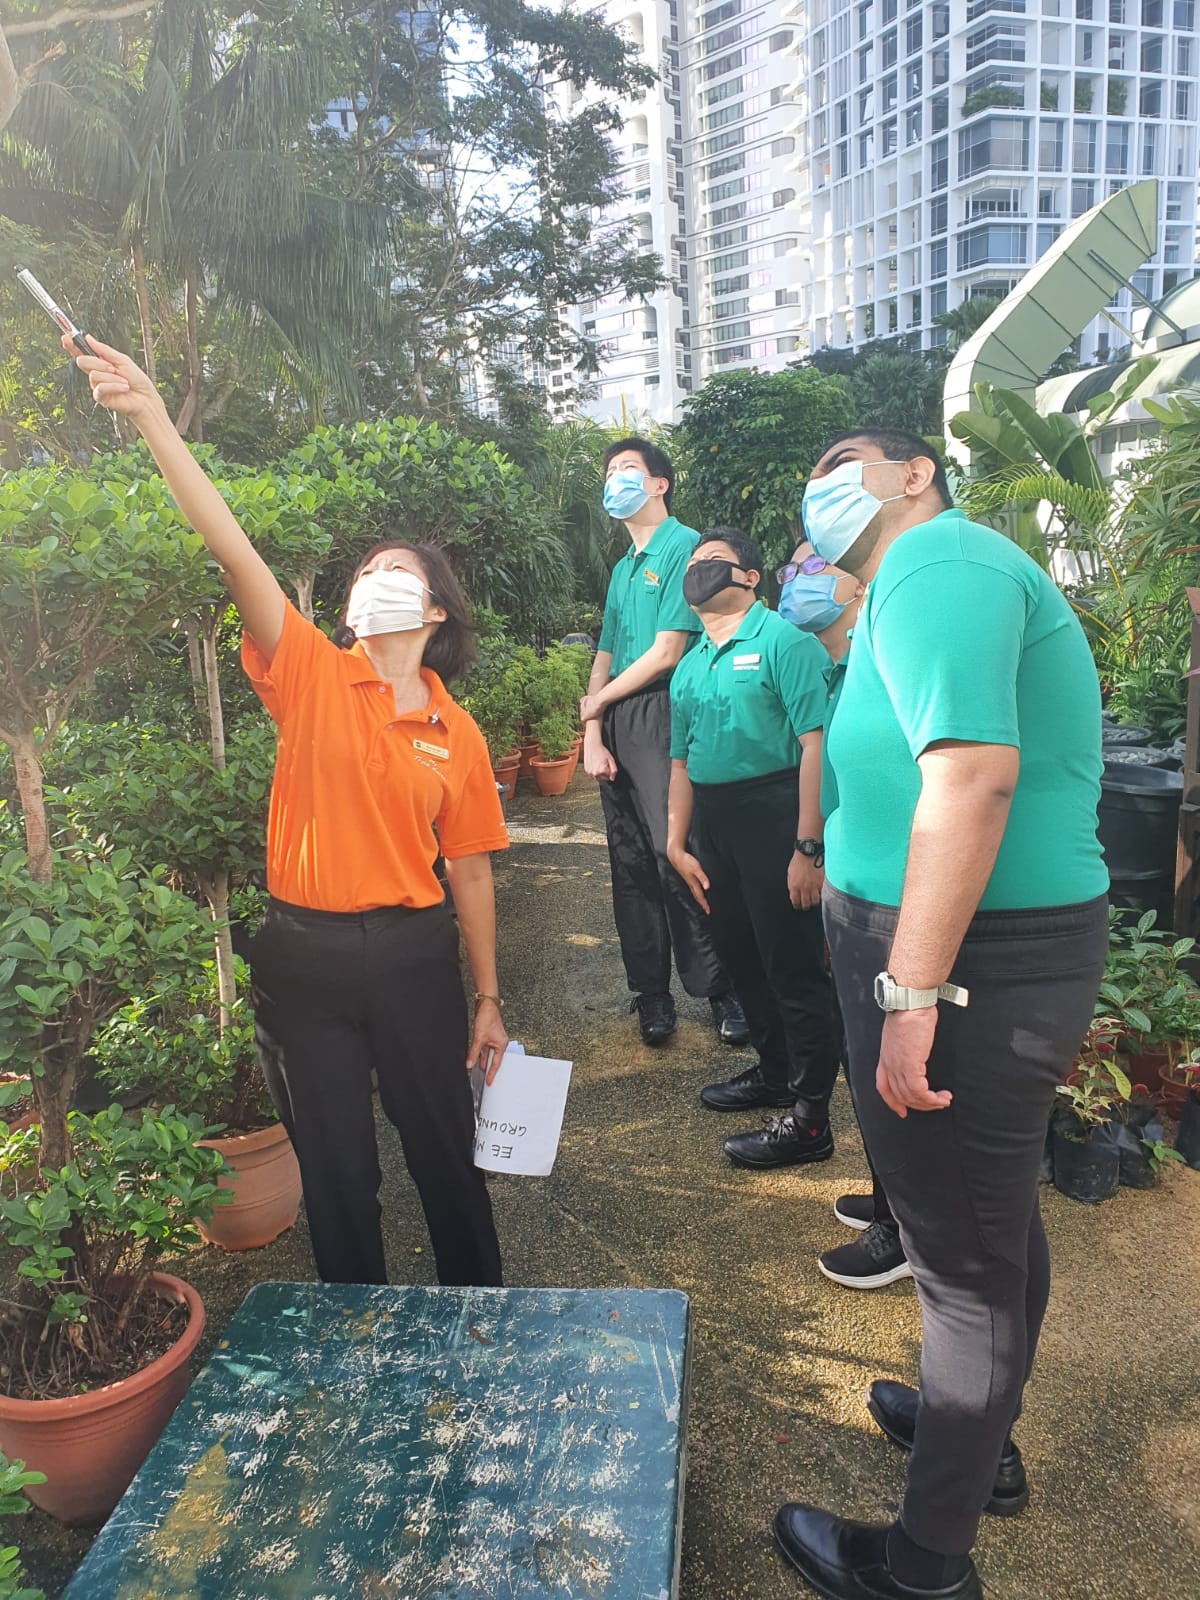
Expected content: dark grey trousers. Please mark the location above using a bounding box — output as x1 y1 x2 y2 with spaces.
599 685 726 999
824 884 1107 1556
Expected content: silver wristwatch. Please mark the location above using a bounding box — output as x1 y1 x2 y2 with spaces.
874 971 969 1012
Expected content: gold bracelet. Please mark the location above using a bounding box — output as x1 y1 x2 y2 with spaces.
474 992 504 1008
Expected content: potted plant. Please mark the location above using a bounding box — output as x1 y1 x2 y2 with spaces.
1052 1018 1130 1204
0 1105 226 1524
91 950 301 1252
0 1451 48 1600
1159 1054 1200 1115
1113 1089 1184 1189
507 647 544 774
529 709 579 796
459 616 524 798
1176 1073 1200 1168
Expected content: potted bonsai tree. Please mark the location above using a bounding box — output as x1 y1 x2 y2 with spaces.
91 942 301 1252
0 1104 226 1524
1052 1017 1130 1203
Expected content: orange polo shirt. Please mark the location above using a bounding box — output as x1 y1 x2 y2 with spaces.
242 601 508 913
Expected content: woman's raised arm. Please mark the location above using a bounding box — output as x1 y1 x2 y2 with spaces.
67 336 286 659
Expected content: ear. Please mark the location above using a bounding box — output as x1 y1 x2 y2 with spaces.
745 568 762 590
906 455 938 496
426 600 448 625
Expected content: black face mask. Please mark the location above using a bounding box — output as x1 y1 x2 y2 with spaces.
682 559 753 609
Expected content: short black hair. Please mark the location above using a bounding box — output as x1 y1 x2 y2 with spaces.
820 428 953 509
696 526 763 582
602 435 675 511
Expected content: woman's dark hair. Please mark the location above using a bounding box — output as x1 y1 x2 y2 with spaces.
335 540 476 683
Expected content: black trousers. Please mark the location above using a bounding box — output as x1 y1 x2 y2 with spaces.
249 897 502 1288
831 978 897 1232
692 771 838 1122
599 685 726 999
824 885 1107 1555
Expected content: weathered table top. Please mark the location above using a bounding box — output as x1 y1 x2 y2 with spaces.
67 1282 691 1600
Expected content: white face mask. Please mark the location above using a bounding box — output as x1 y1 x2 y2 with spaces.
345 568 429 638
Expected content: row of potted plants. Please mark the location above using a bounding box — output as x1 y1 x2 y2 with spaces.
463 638 592 799
1048 911 1200 1203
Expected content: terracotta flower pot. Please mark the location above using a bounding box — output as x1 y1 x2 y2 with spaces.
1128 1046 1171 1086
518 740 542 777
530 753 575 796
0 1272 204 1525
196 1121 301 1251
491 753 521 802
1157 1062 1196 1113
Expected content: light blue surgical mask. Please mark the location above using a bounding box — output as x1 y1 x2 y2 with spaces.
603 468 651 519
801 460 906 565
779 571 848 634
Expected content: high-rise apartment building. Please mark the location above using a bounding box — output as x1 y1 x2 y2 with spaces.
557 0 1200 421
806 0 1200 364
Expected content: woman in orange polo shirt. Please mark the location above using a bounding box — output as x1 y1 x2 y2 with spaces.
73 337 508 1287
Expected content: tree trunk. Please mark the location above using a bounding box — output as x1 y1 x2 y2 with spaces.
10 730 50 885
200 617 226 773
183 618 207 719
131 236 157 385
32 1048 76 1172
176 274 203 441
199 871 236 1037
295 570 315 623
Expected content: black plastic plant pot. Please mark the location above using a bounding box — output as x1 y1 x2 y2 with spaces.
1115 1120 1160 1190
1097 763 1184 885
1100 745 1178 770
1100 724 1152 747
1177 1093 1200 1170
1052 1124 1120 1203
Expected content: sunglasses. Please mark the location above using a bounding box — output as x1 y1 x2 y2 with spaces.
776 554 828 584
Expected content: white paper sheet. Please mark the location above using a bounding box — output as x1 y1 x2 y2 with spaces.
472 1043 573 1176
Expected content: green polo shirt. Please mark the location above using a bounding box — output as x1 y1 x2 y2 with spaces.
824 509 1107 910
669 603 827 784
819 653 848 823
598 516 701 677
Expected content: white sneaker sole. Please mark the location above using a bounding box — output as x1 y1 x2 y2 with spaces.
832 1199 873 1231
817 1257 914 1290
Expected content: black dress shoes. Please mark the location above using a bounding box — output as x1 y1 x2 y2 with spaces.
700 1065 795 1111
724 1114 834 1169
866 1380 1030 1517
773 1506 983 1600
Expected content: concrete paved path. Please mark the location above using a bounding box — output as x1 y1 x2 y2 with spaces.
18 774 1200 1599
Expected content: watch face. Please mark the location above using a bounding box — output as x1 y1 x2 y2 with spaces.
873 973 889 1008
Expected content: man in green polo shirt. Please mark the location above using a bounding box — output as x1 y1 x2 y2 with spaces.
665 526 839 1167
580 437 747 1048
772 428 1108 1600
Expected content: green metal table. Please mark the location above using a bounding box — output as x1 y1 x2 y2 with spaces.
66 1282 691 1600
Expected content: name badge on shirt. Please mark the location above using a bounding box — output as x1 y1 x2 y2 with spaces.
732 653 762 670
644 568 661 586
413 739 450 760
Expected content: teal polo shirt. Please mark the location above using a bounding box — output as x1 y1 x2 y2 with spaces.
819 653 848 824
598 516 701 677
824 509 1107 910
669 603 827 784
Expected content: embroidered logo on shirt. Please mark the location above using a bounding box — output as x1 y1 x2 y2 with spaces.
732 653 762 670
413 739 450 760
644 569 661 586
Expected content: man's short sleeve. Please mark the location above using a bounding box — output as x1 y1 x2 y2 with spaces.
438 720 510 859
597 565 621 655
654 543 702 636
870 561 1027 757
774 629 829 738
669 672 694 762
240 600 334 724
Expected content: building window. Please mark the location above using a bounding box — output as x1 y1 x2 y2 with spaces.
906 106 922 144
1141 35 1163 73
772 188 796 207
932 3 950 37
965 22 1027 70
906 62 922 101
931 93 949 133
1105 124 1129 175
1071 179 1096 214
1175 83 1195 120
1072 122 1097 174
777 336 800 354
1175 0 1195 25
1037 223 1062 254
769 30 793 52
1038 187 1058 215
714 320 751 341
931 136 949 190
930 240 948 277
882 119 898 155
1038 120 1065 170
957 222 1028 269
905 13 923 53
930 194 949 234
958 117 1031 178
882 73 898 113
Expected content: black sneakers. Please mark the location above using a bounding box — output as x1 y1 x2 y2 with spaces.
819 1221 913 1289
700 1065 794 1112
832 1192 875 1230
723 1114 834 1169
866 1379 1031 1517
632 992 677 1045
710 993 751 1045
